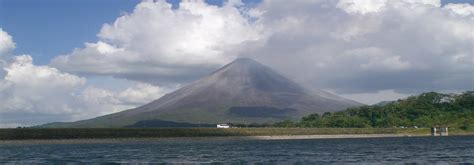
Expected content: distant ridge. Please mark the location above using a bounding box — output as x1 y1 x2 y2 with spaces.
41 58 363 128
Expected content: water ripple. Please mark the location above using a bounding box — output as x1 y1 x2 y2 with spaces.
0 136 473 164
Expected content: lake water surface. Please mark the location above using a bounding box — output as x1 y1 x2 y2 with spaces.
1 136 473 164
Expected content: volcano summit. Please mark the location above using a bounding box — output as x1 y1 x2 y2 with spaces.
43 58 362 127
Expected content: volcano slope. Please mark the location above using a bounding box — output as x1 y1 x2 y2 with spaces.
42 58 362 128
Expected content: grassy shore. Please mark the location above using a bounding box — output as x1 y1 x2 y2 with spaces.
0 127 472 140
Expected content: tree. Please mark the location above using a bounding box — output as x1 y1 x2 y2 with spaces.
280 91 474 129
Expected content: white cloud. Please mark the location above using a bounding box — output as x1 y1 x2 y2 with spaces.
4 55 86 90
444 3 474 17
398 0 440 7
0 55 85 114
79 83 170 113
336 0 441 15
77 83 170 119
46 0 474 104
242 0 473 94
0 28 15 58
340 89 412 105
0 28 15 77
51 0 262 84
116 83 168 105
337 0 388 14
342 47 411 71
0 30 171 127
0 57 170 126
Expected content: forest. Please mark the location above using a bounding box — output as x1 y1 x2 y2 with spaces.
275 92 474 130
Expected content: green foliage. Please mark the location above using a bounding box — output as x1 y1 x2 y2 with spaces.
460 119 474 130
276 91 474 129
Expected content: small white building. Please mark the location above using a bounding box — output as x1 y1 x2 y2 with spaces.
217 124 230 128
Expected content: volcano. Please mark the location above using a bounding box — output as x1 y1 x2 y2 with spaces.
43 58 362 127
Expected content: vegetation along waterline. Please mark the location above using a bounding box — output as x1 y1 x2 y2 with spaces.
275 92 474 130
1 127 473 140
2 91 472 140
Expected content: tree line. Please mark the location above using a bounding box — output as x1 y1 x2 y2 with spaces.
274 91 474 130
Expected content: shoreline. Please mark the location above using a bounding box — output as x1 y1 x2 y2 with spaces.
0 134 435 145
2 127 471 144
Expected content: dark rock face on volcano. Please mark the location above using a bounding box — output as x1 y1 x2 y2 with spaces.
42 58 363 128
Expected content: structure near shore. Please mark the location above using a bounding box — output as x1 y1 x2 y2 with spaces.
431 127 448 136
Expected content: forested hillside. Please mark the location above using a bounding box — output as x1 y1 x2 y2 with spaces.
275 92 474 130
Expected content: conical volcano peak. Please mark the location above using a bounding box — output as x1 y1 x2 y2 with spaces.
41 57 363 128
223 57 264 70
216 57 270 74
202 57 307 94
232 57 259 64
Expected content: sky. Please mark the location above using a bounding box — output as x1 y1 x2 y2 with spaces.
0 0 473 127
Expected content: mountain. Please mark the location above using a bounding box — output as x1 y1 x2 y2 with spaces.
41 58 362 128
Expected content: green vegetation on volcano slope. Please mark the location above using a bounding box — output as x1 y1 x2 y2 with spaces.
275 91 474 130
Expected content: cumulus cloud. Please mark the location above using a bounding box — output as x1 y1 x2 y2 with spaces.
4 55 86 91
242 0 473 94
337 0 388 14
0 28 15 77
45 0 474 101
0 55 170 127
340 89 412 105
79 82 170 112
444 3 474 17
50 0 473 95
0 28 15 57
0 55 87 126
0 30 171 127
51 0 262 85
116 83 168 105
77 83 170 118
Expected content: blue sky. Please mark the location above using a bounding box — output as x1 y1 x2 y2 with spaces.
0 0 141 65
1 0 468 65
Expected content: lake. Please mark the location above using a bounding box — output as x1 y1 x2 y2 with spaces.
1 136 473 164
